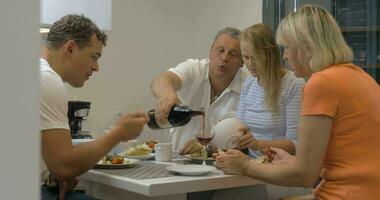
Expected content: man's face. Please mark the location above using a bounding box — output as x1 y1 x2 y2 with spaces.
209 33 243 81
65 34 103 87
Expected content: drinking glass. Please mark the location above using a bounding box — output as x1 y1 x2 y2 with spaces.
195 116 216 165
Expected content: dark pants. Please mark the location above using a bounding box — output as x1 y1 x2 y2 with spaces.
41 184 97 200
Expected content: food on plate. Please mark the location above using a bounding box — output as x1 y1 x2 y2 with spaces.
111 156 124 164
100 155 128 165
190 151 205 158
252 149 274 164
146 140 158 149
123 143 152 156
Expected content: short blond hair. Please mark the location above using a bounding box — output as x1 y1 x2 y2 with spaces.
276 5 353 72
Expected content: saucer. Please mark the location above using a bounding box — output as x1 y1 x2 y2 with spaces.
166 164 216 176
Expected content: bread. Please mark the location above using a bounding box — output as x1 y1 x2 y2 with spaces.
124 144 152 156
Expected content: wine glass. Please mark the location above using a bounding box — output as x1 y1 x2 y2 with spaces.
195 116 216 165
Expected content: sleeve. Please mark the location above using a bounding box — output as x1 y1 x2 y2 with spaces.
168 59 205 104
168 59 202 89
301 74 339 118
285 77 305 144
40 71 70 131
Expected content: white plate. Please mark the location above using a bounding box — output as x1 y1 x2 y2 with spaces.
124 153 155 160
95 158 140 169
184 154 215 165
166 164 216 176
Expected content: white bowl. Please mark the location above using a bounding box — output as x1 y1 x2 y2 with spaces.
212 118 244 150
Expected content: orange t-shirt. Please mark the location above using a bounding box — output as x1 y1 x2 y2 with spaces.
301 63 380 200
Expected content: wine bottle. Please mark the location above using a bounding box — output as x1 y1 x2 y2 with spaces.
147 105 204 130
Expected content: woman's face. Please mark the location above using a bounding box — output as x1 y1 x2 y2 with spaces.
282 43 310 78
240 40 258 77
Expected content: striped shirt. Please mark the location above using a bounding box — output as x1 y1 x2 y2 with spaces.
237 71 305 153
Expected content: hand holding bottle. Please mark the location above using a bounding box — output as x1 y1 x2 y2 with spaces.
155 92 181 127
147 105 204 129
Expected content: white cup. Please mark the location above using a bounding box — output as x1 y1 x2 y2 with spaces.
155 143 172 162
212 118 244 150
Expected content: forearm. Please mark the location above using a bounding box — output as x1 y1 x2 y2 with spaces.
46 133 120 181
151 72 180 99
243 158 311 187
68 133 119 176
251 139 296 155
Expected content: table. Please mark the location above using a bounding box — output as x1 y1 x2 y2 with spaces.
79 159 262 200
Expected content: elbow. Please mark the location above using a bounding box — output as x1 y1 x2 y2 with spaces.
297 171 320 187
47 166 77 182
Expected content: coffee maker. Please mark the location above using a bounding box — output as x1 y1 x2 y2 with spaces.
68 101 93 139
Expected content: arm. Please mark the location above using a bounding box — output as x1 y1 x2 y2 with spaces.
220 115 331 187
150 71 182 124
42 112 148 181
238 128 295 154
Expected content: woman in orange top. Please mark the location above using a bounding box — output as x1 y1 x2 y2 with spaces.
216 5 380 200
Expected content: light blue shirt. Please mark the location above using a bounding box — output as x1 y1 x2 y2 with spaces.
237 71 305 155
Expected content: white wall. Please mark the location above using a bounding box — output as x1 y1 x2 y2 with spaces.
0 0 40 199
67 0 262 142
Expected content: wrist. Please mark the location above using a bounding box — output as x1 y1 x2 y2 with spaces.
241 157 252 176
107 127 126 144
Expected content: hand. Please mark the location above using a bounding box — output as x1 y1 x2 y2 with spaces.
236 126 258 150
179 139 203 155
268 147 295 165
155 93 181 126
112 111 149 141
215 149 250 175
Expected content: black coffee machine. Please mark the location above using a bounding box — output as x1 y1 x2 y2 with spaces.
68 101 93 139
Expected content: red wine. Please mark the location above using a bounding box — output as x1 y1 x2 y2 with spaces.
196 135 214 145
147 105 204 130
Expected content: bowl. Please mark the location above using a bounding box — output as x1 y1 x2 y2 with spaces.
212 118 244 150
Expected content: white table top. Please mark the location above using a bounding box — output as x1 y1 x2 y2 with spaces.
79 160 262 197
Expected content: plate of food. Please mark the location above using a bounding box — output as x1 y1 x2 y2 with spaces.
184 152 216 165
95 155 139 169
166 164 216 176
122 144 155 160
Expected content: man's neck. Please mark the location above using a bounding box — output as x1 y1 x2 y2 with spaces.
41 47 66 80
209 74 233 94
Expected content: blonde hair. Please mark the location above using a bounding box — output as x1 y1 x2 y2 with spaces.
242 23 286 116
276 5 353 72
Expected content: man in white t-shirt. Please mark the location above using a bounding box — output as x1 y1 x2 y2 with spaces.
151 27 248 153
40 14 149 200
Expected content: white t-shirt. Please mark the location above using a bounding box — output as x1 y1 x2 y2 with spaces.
39 58 70 181
168 58 248 151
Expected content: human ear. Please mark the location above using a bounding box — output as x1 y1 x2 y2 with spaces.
64 40 77 55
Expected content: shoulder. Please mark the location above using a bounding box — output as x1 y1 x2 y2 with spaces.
243 76 256 88
169 58 208 76
282 71 305 93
